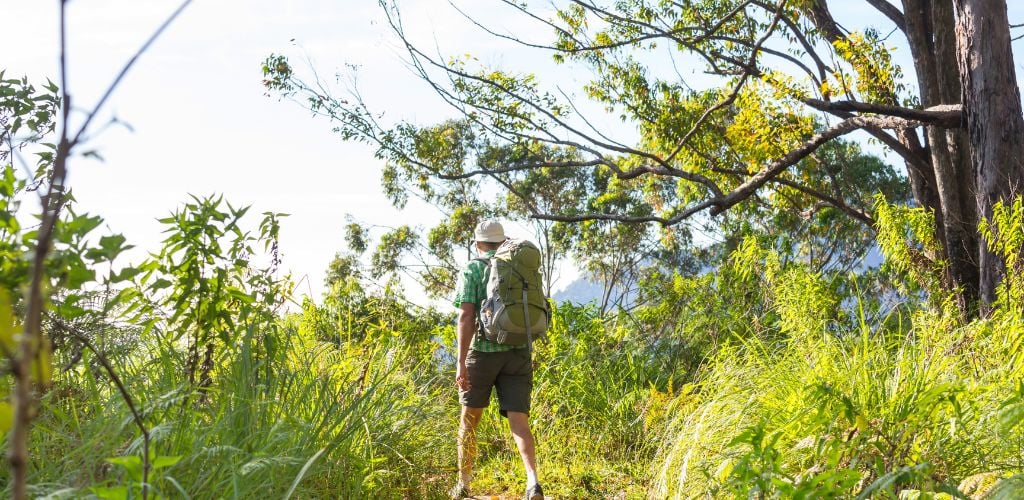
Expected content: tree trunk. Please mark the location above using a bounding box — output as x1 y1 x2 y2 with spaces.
807 1 953 299
903 0 980 312
954 0 1024 308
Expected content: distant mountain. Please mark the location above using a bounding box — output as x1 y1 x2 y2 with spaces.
551 245 886 307
551 276 605 305
551 276 640 308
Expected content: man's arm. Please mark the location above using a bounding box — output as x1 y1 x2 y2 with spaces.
456 302 476 390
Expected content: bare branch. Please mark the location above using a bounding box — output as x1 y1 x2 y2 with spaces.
770 177 875 226
710 114 928 215
665 0 789 163
708 164 875 226
68 328 152 498
435 158 606 180
69 0 193 147
802 0 847 42
9 3 191 498
555 86 636 149
769 4 832 82
532 199 717 226
581 0 753 73
864 0 907 32
707 35 823 86
803 99 963 126
533 211 671 225
452 0 699 54
808 105 932 174
380 2 731 195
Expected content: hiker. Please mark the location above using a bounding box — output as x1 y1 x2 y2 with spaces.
451 220 545 500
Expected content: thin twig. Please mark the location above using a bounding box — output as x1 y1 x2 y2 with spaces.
8 2 192 498
69 0 193 147
70 329 151 497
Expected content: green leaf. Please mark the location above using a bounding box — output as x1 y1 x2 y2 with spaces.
106 456 143 482
284 448 327 500
89 486 129 500
55 297 88 320
99 234 132 260
111 266 144 283
0 291 17 355
27 338 53 385
150 278 173 290
0 401 12 433
86 234 134 262
988 475 1024 500
228 288 255 304
63 262 96 289
152 455 182 469
999 402 1024 433
64 213 104 238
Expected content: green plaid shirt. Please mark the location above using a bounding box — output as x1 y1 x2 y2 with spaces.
452 251 520 352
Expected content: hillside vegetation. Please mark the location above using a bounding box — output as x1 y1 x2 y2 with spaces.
6 0 1024 497
1 178 1022 497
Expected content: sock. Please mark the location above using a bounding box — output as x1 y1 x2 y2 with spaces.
526 469 538 488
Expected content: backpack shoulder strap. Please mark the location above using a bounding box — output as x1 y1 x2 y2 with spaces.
470 257 490 341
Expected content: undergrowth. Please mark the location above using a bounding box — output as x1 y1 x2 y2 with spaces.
4 193 1024 498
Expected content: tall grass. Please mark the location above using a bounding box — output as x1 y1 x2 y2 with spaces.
14 302 669 498
13 198 1024 498
21 313 454 498
652 236 1024 497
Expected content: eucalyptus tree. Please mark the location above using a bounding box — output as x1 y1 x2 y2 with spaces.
265 0 1023 316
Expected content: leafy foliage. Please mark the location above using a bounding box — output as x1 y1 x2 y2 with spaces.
6 0 1024 493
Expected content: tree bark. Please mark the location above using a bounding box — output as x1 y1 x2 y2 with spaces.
903 0 980 312
818 0 1024 313
954 0 1024 308
808 1 952 298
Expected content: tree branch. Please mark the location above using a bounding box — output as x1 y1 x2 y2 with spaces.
769 176 875 226
69 0 193 147
9 2 191 498
803 99 963 126
665 0 789 163
807 105 932 174
379 2 733 197
708 165 876 226
710 114 928 215
531 199 717 226
864 0 907 33
434 159 606 180
68 328 151 498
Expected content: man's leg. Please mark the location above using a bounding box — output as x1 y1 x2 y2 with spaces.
496 349 541 497
506 411 539 488
458 406 484 488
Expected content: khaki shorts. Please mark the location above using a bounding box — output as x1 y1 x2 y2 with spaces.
460 348 532 416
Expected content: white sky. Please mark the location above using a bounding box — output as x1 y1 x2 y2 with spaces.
4 0 1024 305
3 0 538 304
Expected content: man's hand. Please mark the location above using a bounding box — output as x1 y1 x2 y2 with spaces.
456 362 471 391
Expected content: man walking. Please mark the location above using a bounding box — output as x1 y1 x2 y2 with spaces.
450 220 544 500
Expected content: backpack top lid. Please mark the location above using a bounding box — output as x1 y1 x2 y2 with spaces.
494 238 542 271
489 239 546 304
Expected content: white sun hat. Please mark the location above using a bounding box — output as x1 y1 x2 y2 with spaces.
474 220 506 243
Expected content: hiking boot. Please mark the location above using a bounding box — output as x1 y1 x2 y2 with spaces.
449 482 470 499
525 482 544 500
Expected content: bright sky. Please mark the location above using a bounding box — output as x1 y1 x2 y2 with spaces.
4 0 1024 304
4 0 547 303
